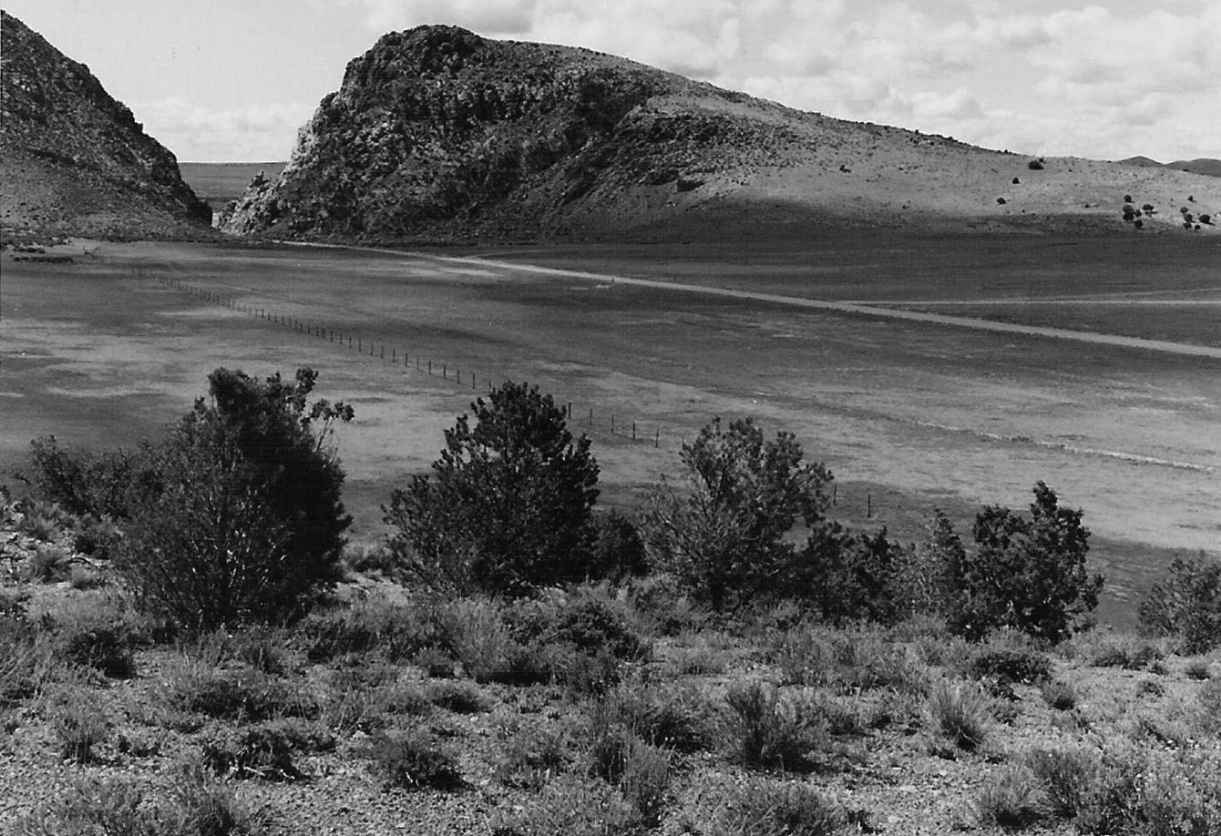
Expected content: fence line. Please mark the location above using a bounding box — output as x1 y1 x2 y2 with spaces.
146 272 888 519
149 274 670 451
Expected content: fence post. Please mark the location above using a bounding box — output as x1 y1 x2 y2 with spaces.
442 364 447 379
588 408 593 426
428 360 432 375
866 493 872 518
611 415 615 434
654 428 659 448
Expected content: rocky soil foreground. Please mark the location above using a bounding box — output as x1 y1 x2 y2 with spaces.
0 11 211 242
1 505 1219 835
223 25 1221 243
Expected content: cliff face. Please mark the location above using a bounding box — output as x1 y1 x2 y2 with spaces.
225 25 1221 242
0 10 211 240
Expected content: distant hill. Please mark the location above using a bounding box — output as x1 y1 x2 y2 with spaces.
0 10 211 241
1119 156 1221 178
223 26 1221 243
179 162 287 208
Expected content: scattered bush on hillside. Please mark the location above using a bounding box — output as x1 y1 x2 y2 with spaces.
384 381 600 595
1139 554 1221 653
1123 194 1133 203
363 729 464 791
791 524 908 625
1200 214 1212 225
894 509 965 617
1027 159 1045 170
24 436 160 521
948 482 1101 642
587 509 649 582
644 417 832 611
118 368 352 633
1142 203 1156 216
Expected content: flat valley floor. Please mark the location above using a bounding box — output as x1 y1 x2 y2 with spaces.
3 233 1219 626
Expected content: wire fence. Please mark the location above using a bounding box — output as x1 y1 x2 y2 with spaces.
149 273 882 519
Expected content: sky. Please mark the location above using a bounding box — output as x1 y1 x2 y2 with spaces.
5 0 1218 163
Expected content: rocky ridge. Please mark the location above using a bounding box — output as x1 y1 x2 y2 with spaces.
0 10 211 241
223 25 1221 243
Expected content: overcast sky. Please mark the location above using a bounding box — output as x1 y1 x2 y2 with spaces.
6 0 1218 163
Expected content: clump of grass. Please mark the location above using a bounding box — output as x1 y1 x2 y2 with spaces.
925 680 990 752
969 648 1051 685
426 680 490 714
1136 678 1165 698
23 544 73 583
1184 660 1212 681
973 765 1050 829
164 762 271 835
363 729 463 791
1040 679 1077 711
162 660 315 724
696 776 848 836
490 775 638 835
200 718 335 781
48 689 108 763
495 721 571 790
318 666 430 733
608 683 715 752
617 735 672 827
724 680 823 771
1025 746 1096 819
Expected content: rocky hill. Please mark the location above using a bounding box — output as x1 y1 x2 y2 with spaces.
223 25 1221 243
0 10 211 241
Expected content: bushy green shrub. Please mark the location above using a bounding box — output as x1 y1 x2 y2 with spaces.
118 368 353 633
644 417 833 611
969 648 1052 685
201 718 334 780
973 765 1049 828
363 729 464 790
792 525 908 624
926 680 990 751
24 436 159 520
1139 554 1221 653
384 381 599 595
724 681 823 771
697 776 847 836
588 509 649 582
950 482 1101 642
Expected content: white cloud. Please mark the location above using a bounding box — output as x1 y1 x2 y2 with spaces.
189 1 1221 161
133 98 315 162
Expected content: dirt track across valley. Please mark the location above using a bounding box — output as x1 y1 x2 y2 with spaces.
283 242 1221 360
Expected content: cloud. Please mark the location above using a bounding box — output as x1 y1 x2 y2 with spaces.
133 98 316 162
200 0 1221 161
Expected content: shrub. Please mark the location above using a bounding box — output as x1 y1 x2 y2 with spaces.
426 680 490 714
363 729 464 790
508 592 647 661
1025 746 1096 819
1040 680 1077 710
495 721 571 789
163 662 314 723
490 775 639 835
894 509 965 616
23 544 72 583
1184 660 1211 680
926 680 989 751
300 593 445 663
699 777 847 836
24 436 159 520
644 417 832 611
118 368 353 633
1123 194 1133 203
724 681 823 770
48 690 108 762
950 482 1101 642
793 525 907 624
1028 159 1045 170
200 718 334 780
588 509 648 582
384 381 599 595
974 765 1049 828
969 648 1051 685
1139 554 1221 653
607 684 714 752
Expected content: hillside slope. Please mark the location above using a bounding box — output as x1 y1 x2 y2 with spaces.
223 25 1221 243
0 10 211 241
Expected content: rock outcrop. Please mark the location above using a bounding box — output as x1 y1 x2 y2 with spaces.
0 10 211 240
225 25 1221 242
